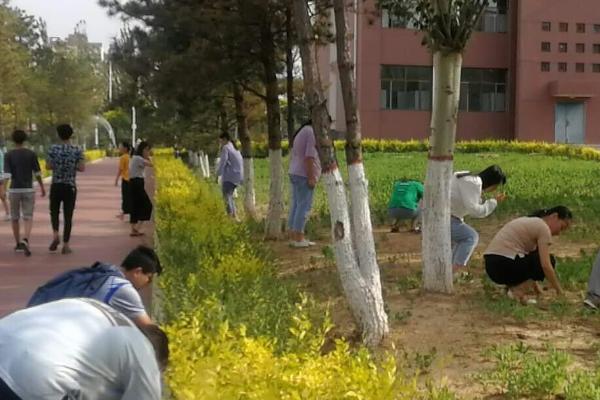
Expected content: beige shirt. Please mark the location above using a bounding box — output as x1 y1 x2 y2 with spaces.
484 217 552 259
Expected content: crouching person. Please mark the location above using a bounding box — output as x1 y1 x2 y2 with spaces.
387 179 424 233
0 298 168 399
484 206 572 304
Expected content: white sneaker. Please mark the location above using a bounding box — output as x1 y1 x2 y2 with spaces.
584 298 599 310
290 240 314 248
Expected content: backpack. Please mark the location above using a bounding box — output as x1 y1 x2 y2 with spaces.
27 262 125 308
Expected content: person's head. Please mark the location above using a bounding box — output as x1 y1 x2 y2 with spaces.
139 324 169 371
120 245 162 289
529 205 573 235
11 130 27 145
56 124 74 141
290 120 313 147
219 132 232 146
478 165 506 192
135 141 151 158
119 141 131 155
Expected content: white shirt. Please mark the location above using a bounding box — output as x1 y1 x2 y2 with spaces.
0 299 161 400
450 171 497 220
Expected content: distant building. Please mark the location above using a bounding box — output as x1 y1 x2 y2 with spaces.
49 21 103 62
321 0 600 144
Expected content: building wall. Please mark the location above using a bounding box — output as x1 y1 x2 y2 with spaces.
515 0 600 143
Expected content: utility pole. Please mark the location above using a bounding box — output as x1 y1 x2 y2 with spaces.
108 61 113 103
131 106 137 146
94 116 99 148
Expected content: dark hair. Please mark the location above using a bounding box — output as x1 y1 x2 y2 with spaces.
478 165 506 189
529 205 573 220
135 141 151 157
56 124 74 140
290 120 312 147
12 130 27 144
120 141 131 152
121 245 162 275
219 132 238 150
139 324 169 371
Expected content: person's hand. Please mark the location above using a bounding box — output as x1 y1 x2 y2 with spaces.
495 192 507 202
308 175 317 189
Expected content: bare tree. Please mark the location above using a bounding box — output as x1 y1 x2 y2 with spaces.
379 0 488 293
293 0 388 347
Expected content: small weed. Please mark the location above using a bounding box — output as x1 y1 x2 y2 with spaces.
413 347 438 374
321 245 336 267
556 253 596 291
398 271 422 291
393 309 412 324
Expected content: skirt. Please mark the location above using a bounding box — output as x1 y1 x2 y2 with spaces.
129 177 152 224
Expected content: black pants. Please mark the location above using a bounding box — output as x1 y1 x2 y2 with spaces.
0 377 21 400
485 251 556 286
50 183 77 243
129 178 152 224
121 180 131 215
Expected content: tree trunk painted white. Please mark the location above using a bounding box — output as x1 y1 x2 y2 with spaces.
323 168 388 346
243 157 257 218
265 149 284 239
422 51 463 294
204 154 210 178
198 152 207 178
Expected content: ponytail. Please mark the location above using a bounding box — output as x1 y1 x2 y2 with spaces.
529 205 573 220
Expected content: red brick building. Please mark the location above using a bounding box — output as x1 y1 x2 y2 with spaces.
322 0 600 143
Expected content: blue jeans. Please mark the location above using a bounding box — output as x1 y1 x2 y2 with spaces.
451 217 479 266
222 181 237 216
288 174 315 233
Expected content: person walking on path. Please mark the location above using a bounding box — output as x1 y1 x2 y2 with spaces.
3 130 46 257
47 124 85 254
216 132 244 220
28 245 161 328
388 179 424 233
115 141 131 220
0 143 10 221
484 206 572 305
450 165 507 272
0 298 168 400
288 121 321 248
129 141 153 237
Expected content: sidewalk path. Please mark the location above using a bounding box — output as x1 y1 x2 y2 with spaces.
0 158 154 317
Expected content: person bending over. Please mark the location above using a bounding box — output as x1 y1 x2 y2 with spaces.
387 179 424 233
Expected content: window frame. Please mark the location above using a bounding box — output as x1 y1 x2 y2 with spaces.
542 21 552 31
576 43 585 53
558 62 568 72
559 22 569 32
576 63 585 73
541 62 551 72
541 42 551 52
558 42 568 53
576 23 586 33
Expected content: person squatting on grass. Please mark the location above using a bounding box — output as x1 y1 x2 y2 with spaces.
484 206 573 304
4 130 46 257
288 121 320 248
0 298 168 400
388 179 424 233
450 165 507 272
115 141 132 220
129 141 154 237
47 124 85 255
216 132 244 220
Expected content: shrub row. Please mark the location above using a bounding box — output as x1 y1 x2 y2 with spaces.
250 139 600 161
154 157 454 399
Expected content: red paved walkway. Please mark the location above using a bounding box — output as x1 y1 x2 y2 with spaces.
0 158 154 317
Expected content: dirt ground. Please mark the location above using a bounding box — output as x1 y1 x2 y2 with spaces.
266 221 600 399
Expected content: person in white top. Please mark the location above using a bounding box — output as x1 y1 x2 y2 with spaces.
450 165 507 271
0 298 168 400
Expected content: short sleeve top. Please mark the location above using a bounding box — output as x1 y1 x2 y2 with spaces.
484 217 553 259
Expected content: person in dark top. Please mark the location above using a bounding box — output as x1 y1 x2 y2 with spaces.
46 124 85 255
3 130 46 256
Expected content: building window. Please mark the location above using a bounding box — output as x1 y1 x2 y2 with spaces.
577 23 586 33
380 65 432 110
459 68 507 112
542 21 552 31
541 42 551 52
576 43 585 53
559 42 568 52
595 24 600 33
559 22 569 32
576 63 585 72
541 62 550 72
475 0 508 33
381 8 417 29
593 64 600 72
594 44 600 53
558 62 568 72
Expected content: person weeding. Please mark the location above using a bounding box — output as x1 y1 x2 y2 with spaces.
288 121 320 248
387 179 424 233
450 165 507 271
484 206 572 304
115 141 132 220
4 130 46 256
216 132 244 220
47 124 85 254
129 141 153 237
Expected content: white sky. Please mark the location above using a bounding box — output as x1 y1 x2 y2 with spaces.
10 0 123 52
